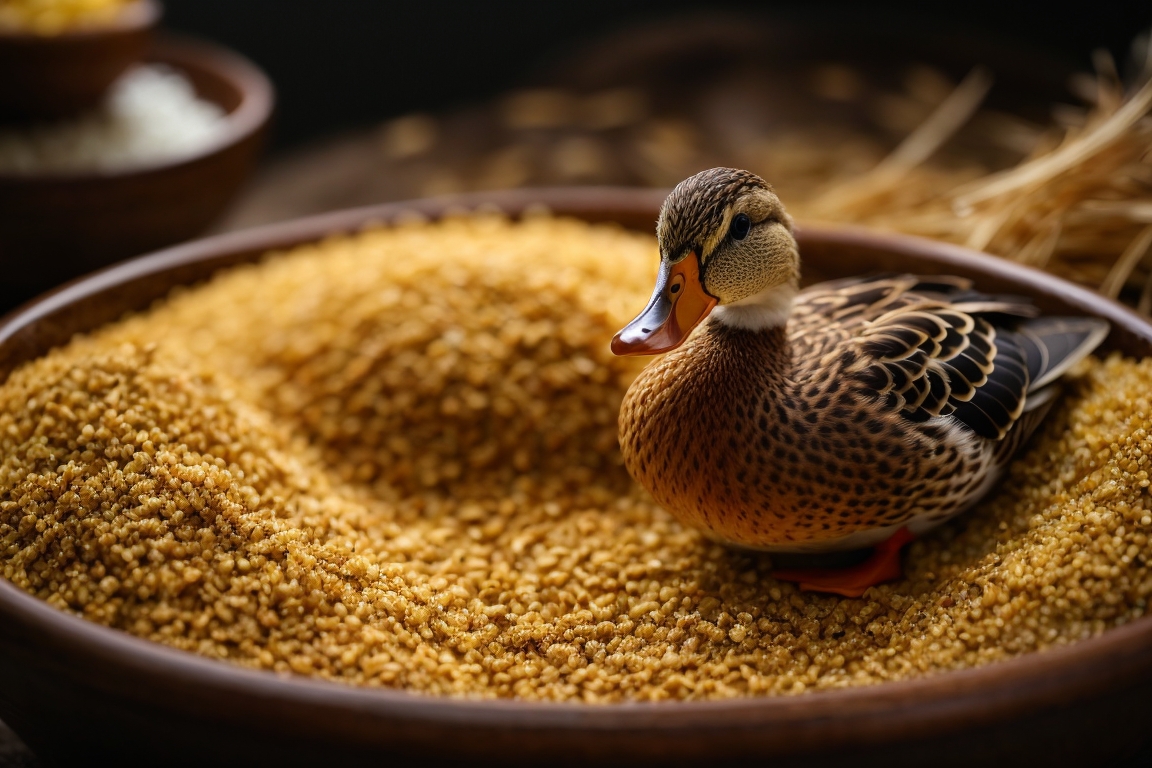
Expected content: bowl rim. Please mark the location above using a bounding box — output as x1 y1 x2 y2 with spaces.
1 186 1151 746
0 32 273 184
0 0 160 43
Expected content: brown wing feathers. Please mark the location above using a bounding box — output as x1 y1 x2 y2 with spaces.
797 275 1108 441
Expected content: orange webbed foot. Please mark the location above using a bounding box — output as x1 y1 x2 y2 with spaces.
772 528 915 598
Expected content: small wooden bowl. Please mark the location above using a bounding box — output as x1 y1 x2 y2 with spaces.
0 188 1150 767
0 35 273 311
0 0 161 121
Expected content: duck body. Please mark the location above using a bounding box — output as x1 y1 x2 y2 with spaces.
620 274 1088 554
612 168 1108 586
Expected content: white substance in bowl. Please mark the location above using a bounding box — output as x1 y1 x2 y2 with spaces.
0 65 227 175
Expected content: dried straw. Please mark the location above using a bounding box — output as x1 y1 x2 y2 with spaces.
799 34 1152 306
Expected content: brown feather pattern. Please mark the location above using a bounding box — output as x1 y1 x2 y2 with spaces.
658 168 777 263
790 275 1035 437
620 168 1108 553
620 272 1107 552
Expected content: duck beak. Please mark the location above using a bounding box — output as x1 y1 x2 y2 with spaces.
611 251 718 356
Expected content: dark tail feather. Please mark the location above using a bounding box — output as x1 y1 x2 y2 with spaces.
1012 317 1110 392
996 317 1106 465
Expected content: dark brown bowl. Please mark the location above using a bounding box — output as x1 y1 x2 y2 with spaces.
0 34 273 312
0 0 161 120
0 188 1150 768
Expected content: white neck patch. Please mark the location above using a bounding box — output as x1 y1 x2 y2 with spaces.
712 283 797 331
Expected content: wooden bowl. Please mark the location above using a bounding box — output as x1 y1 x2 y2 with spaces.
0 35 272 312
0 188 1150 767
0 0 161 121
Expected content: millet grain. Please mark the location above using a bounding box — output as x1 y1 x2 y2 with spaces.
1 215 1150 701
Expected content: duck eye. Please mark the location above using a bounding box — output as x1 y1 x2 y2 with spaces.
729 213 751 241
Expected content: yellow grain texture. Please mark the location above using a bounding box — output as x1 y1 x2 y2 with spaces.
2 215 1150 701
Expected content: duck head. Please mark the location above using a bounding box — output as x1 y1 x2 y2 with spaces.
611 167 798 356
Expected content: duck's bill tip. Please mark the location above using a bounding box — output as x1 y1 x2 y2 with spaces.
611 322 683 356
611 253 717 356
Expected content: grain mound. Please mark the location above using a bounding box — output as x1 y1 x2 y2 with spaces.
2 215 1150 701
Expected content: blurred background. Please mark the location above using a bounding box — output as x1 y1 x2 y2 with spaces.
157 2 1152 316
165 0 1146 152
181 0 1152 226
2 0 1151 311
165 1 1152 311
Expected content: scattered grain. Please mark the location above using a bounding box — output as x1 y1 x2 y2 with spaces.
378 114 438 161
501 89 578 131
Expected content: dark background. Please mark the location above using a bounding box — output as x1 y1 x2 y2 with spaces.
159 0 1152 153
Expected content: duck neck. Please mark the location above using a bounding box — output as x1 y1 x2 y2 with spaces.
711 281 797 331
691 319 792 392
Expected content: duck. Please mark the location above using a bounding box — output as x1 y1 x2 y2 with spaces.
611 167 1109 597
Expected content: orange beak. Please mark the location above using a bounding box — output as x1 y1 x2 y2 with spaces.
611 251 718 356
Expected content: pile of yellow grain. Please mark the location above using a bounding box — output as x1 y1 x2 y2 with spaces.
0 0 134 34
2 215 1150 701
